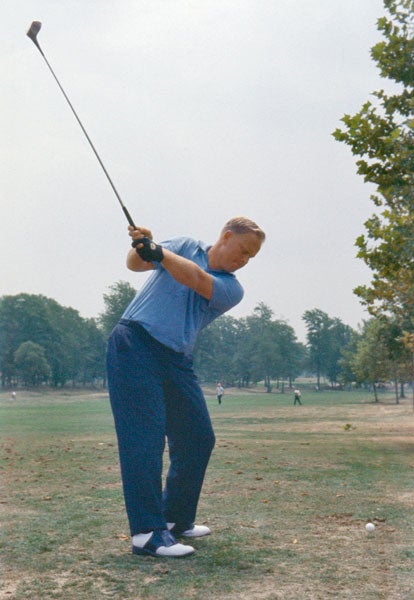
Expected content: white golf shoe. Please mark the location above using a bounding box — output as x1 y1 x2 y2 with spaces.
132 529 194 558
167 523 211 538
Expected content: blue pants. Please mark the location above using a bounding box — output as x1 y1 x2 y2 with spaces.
106 320 215 535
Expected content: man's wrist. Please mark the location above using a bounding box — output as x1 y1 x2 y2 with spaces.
132 237 164 262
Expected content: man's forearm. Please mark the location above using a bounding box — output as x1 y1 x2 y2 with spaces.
161 249 213 300
126 248 154 272
126 243 213 300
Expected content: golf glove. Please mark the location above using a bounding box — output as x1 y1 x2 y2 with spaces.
132 237 164 262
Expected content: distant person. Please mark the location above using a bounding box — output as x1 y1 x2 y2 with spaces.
11 391 16 400
293 388 302 405
216 383 224 405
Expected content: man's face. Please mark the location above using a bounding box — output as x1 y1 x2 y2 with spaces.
219 231 262 272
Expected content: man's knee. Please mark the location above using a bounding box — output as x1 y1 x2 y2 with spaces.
196 428 215 461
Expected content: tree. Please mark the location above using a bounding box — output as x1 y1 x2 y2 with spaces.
0 293 106 388
325 319 354 386
245 303 278 392
339 328 363 387
230 318 254 388
303 309 355 387
78 318 106 386
14 341 51 386
399 330 414 409
350 316 412 402
0 294 55 386
332 0 414 325
194 303 305 390
303 309 332 388
264 319 306 391
46 302 86 386
99 281 137 338
193 315 240 384
351 320 390 401
284 340 308 387
379 318 411 401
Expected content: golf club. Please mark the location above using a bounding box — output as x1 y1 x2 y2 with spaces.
26 21 137 229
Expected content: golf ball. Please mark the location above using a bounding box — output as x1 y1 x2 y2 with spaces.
365 523 375 532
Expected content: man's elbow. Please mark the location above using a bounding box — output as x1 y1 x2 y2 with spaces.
195 272 213 300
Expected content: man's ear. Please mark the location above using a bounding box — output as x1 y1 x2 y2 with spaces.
223 230 233 241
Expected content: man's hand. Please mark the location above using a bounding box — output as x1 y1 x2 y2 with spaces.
132 237 164 263
128 225 163 261
128 225 153 242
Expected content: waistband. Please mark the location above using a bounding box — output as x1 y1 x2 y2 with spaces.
118 319 182 357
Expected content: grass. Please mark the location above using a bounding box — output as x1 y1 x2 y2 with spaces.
0 387 413 599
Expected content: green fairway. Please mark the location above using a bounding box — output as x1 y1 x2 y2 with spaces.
0 388 413 599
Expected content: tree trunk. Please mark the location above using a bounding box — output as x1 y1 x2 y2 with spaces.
412 353 414 413
394 379 400 404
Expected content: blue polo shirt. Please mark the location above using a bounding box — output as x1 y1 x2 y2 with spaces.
122 236 244 356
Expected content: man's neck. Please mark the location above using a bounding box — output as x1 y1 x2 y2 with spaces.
207 243 223 271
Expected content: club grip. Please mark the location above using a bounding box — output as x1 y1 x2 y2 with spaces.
122 206 137 229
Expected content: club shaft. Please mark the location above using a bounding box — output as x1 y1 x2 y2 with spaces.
34 43 136 228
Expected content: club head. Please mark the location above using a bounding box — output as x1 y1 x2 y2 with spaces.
27 21 42 45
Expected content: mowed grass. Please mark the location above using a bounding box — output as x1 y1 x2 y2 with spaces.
0 388 413 599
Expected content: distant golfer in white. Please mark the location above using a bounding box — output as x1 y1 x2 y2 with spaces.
294 388 302 405
216 383 224 405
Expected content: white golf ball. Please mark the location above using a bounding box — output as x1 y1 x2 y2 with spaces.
365 523 375 532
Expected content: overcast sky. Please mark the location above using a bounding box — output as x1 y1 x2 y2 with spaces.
2 1 392 341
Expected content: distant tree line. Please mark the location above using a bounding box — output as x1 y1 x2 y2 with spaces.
0 282 136 388
0 294 106 388
193 302 307 391
1 285 412 402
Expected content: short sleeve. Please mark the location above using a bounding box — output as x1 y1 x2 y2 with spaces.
209 274 244 312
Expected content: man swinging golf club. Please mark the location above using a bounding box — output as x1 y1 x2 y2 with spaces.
26 21 265 558
106 217 265 557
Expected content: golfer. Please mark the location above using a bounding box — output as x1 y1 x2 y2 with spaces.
294 388 302 405
106 217 265 558
216 382 224 405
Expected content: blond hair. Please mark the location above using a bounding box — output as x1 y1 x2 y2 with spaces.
221 217 265 242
